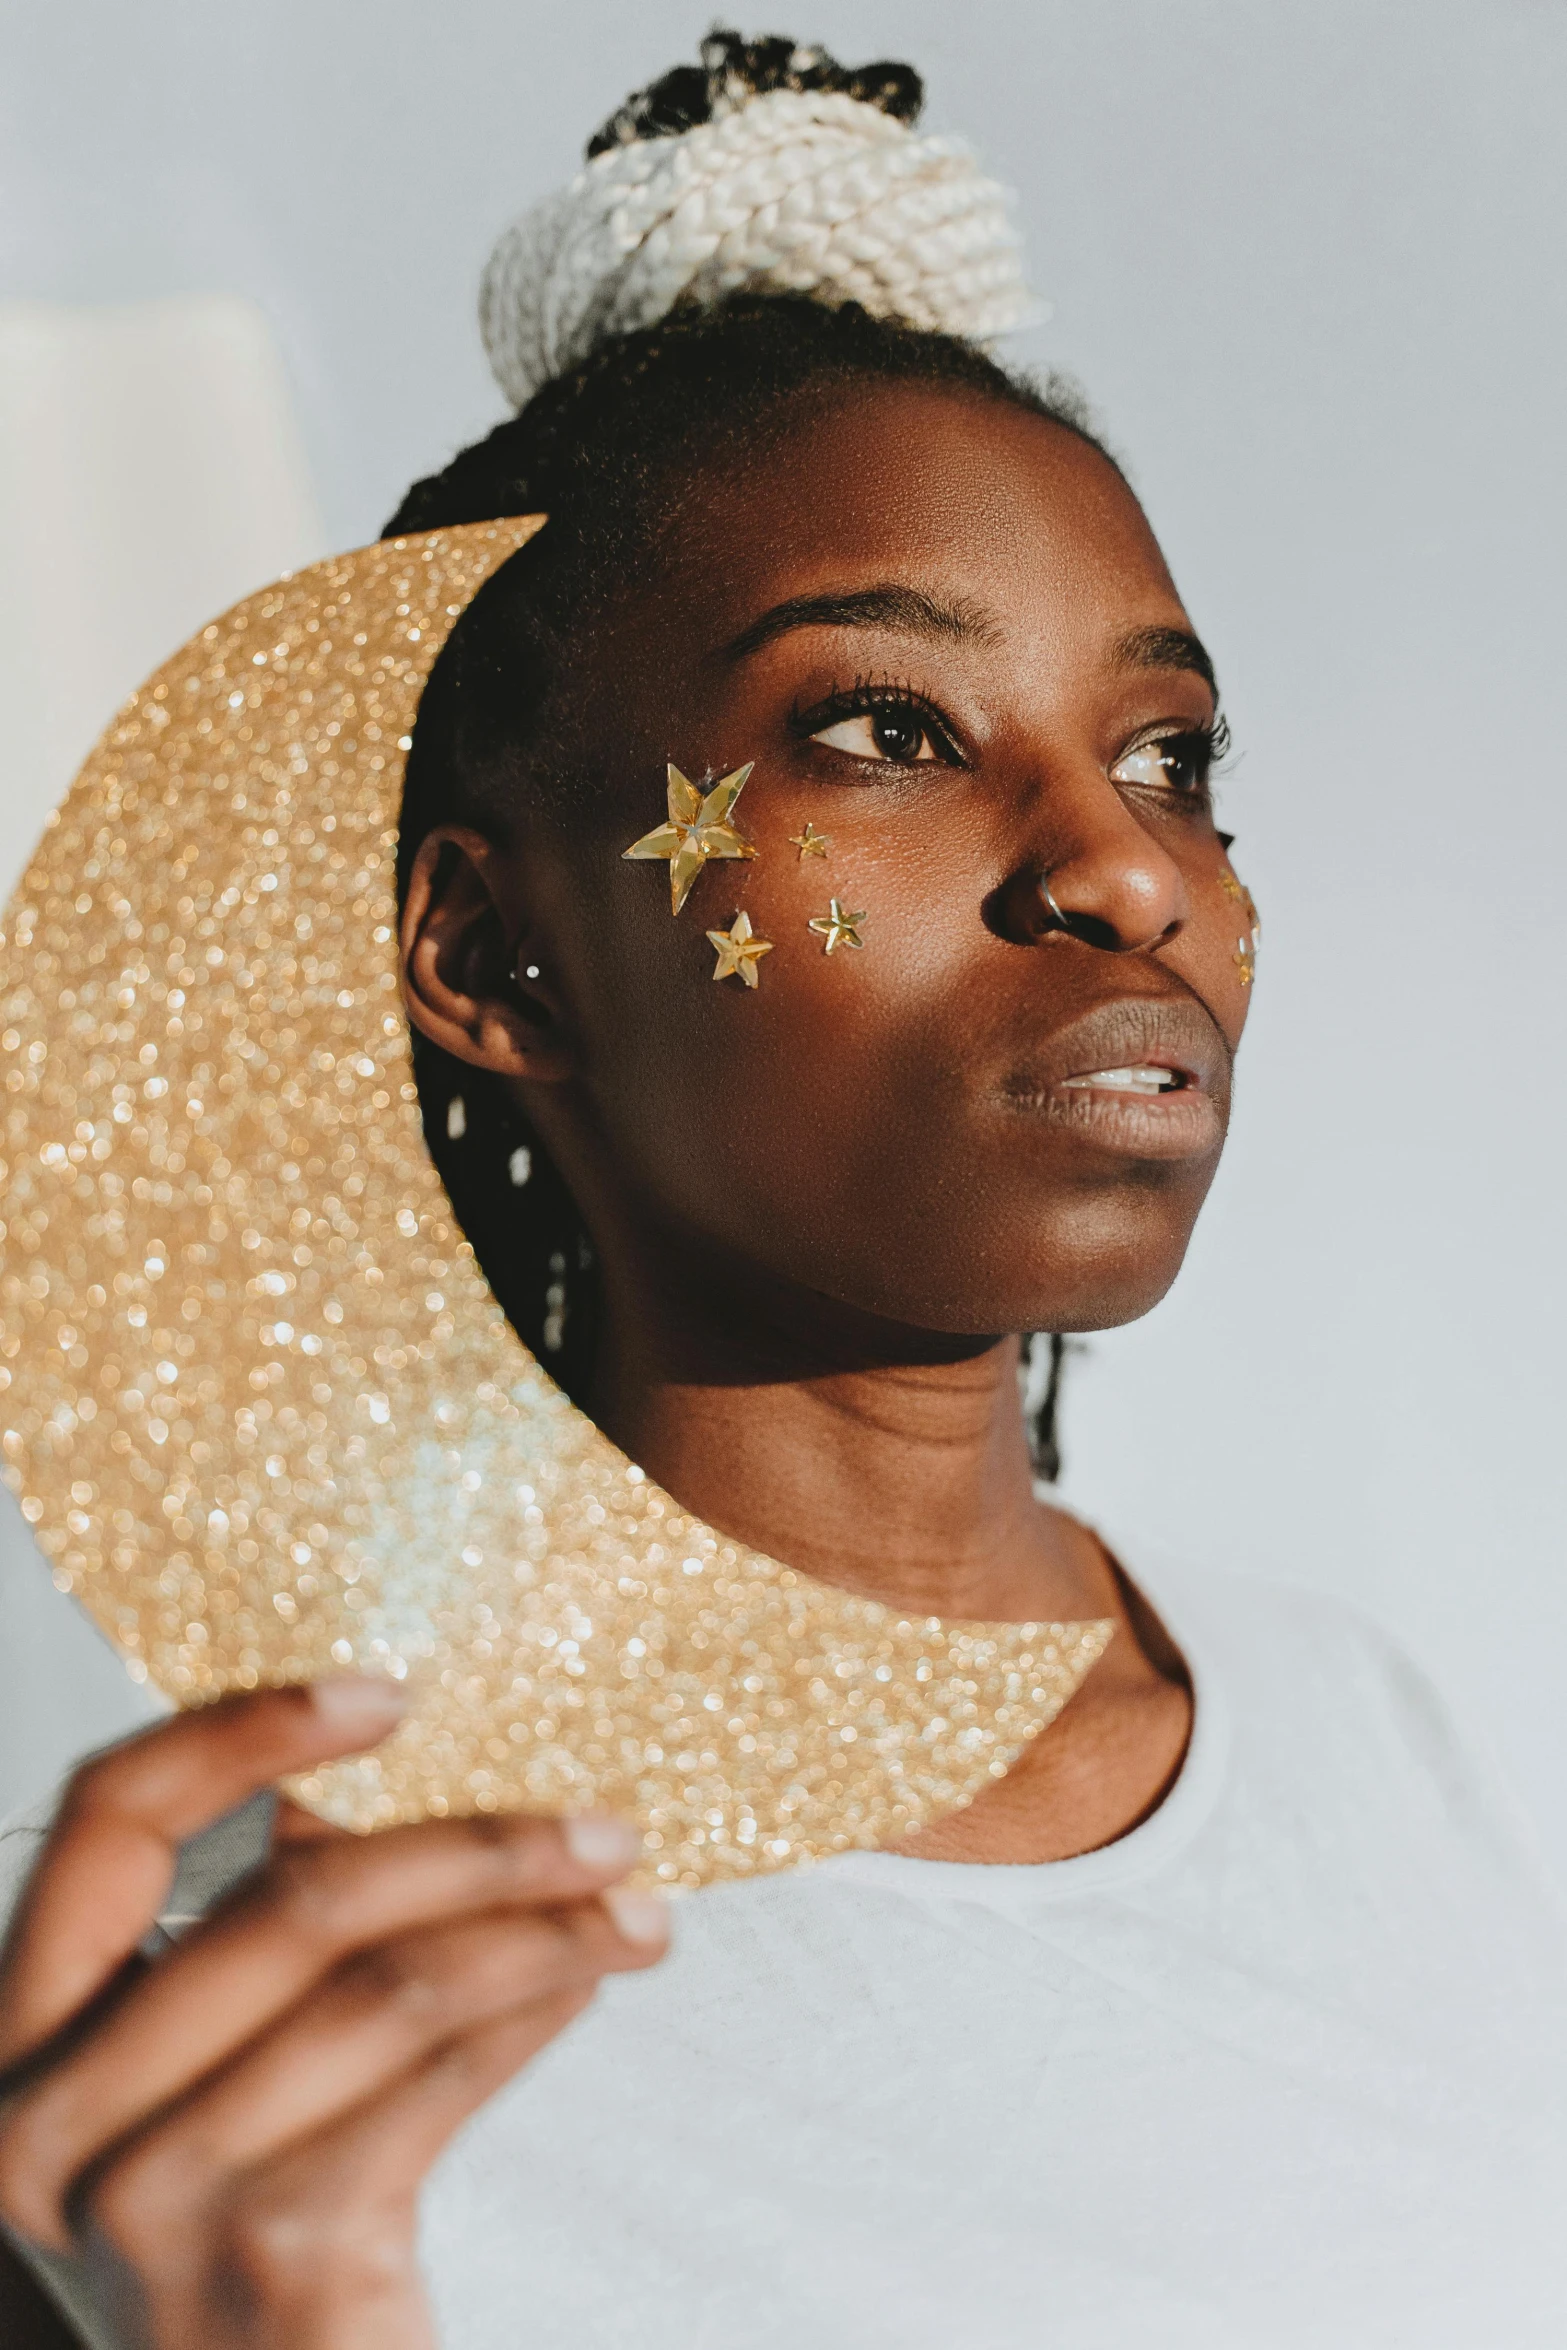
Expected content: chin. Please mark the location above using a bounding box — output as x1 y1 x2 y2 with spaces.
871 1188 1206 1341
837 1247 1193 1347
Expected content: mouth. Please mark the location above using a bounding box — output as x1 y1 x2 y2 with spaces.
1001 995 1229 1161
1058 1064 1190 1097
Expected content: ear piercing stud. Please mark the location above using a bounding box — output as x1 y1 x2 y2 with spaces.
623 762 757 913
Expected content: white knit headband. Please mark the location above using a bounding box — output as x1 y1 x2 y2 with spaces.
481 85 1043 408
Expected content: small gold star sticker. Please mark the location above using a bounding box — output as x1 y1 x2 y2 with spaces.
807 898 866 954
789 822 831 859
705 909 774 988
623 762 757 914
1233 935 1255 986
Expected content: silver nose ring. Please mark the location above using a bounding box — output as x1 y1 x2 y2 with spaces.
1039 875 1070 932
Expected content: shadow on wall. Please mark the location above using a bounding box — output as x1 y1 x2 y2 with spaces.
0 294 325 1817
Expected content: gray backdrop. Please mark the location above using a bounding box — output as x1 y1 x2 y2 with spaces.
3 2 1564 1861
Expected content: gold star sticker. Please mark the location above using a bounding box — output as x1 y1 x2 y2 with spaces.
623 762 757 914
789 822 831 859
807 898 866 954
705 909 774 988
1233 935 1255 987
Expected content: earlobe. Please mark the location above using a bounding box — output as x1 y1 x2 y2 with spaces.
399 827 574 1082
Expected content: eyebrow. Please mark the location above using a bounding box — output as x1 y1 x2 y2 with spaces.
1113 624 1218 696
722 583 1003 663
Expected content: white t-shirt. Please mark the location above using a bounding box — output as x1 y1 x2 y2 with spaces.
6 1550 1566 2347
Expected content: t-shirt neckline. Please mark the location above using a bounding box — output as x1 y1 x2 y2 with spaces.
821 1537 1230 1912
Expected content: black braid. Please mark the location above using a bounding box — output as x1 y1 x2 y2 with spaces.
389 58 1108 1453
1022 1332 1079 1484
585 28 923 159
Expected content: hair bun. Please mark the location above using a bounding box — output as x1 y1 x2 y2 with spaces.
480 33 1042 409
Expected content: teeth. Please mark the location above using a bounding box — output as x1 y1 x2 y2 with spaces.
1061 1065 1183 1095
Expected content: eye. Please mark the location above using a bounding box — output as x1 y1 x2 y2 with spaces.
1110 725 1219 798
810 708 943 763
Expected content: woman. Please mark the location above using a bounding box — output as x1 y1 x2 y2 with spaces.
0 33 1562 2350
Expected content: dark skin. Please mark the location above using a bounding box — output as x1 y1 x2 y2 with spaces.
0 381 1250 2345
405 382 1250 1861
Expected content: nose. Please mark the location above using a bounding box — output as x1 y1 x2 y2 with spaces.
996 779 1187 955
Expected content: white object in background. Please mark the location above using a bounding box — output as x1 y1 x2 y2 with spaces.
0 293 326 1819
0 292 325 899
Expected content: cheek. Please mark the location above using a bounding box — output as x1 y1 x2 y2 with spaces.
565 809 1231 1333
571 819 982 1254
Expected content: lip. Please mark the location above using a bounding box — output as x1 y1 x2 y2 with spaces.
999 994 1230 1161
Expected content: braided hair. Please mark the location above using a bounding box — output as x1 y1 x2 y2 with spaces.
390 36 1102 1479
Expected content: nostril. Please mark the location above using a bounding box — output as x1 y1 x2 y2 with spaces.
1051 907 1124 953
984 869 1087 946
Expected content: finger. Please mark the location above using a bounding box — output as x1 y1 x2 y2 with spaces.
91 1993 593 2350
81 1894 667 2219
0 1816 650 2247
0 1680 407 2067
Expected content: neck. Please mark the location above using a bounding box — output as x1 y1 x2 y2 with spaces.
586 1242 1108 1625
572 1211 1192 1867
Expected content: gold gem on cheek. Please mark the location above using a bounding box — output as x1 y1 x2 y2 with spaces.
705 910 773 988
807 899 866 954
622 762 757 914
789 822 830 859
1219 861 1260 984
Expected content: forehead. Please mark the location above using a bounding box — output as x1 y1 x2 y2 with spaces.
647 379 1184 643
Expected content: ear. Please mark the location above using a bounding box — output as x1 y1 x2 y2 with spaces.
400 826 574 1081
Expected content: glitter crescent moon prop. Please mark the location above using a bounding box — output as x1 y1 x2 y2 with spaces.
0 520 1112 1887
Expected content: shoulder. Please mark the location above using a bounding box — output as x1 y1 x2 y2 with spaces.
1136 1543 1469 1765
1127 1543 1560 1904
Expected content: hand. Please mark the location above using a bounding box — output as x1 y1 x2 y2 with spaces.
0 1681 668 2349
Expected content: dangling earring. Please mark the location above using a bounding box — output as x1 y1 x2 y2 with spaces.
447 1094 467 1140
542 1250 567 1353
623 763 757 914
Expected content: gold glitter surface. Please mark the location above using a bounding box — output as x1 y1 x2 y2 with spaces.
0 522 1112 1888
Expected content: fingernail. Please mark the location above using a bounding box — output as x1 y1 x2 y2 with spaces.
602 1885 669 1944
307 1675 410 1730
563 1813 640 1871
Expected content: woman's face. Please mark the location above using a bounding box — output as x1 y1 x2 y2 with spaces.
408 380 1253 1343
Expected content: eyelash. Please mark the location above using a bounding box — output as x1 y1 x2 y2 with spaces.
791 682 1234 797
790 678 964 767
1111 714 1231 802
